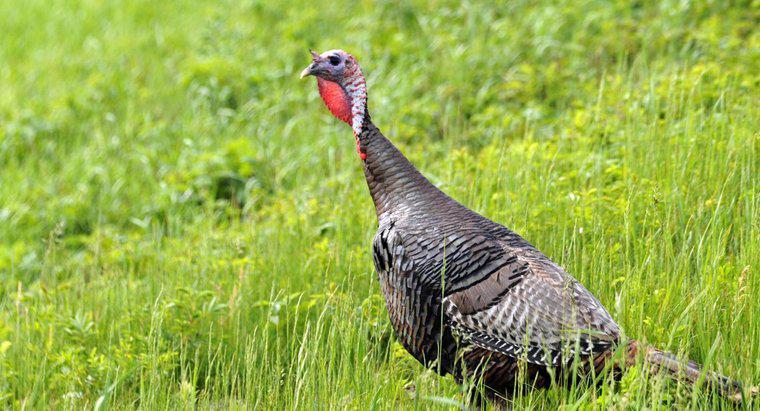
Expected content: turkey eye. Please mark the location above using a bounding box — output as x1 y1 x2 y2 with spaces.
328 56 341 66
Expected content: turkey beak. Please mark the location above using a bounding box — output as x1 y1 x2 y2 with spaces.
301 50 322 79
300 63 316 79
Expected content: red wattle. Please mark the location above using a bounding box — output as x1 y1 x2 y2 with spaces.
316 77 367 161
317 78 352 124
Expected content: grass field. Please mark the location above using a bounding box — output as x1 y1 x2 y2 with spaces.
1 0 758 408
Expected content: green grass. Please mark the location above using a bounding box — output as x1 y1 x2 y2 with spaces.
1 0 758 408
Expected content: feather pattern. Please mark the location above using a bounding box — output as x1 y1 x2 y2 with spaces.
359 120 621 385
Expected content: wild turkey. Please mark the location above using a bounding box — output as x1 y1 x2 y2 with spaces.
300 49 755 403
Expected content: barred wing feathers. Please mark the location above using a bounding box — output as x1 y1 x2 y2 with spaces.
444 248 621 366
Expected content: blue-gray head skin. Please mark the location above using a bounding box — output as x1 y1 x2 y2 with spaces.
300 49 349 83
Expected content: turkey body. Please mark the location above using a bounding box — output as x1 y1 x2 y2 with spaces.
300 48 751 401
359 122 621 397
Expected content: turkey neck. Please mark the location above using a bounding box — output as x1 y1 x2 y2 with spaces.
357 120 450 220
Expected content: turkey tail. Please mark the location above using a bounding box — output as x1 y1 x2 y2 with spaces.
626 340 758 402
